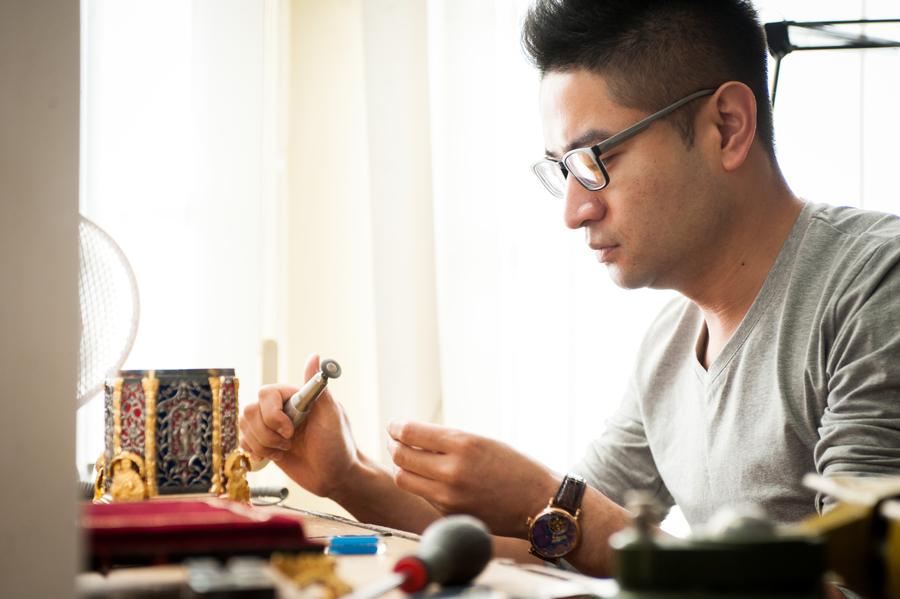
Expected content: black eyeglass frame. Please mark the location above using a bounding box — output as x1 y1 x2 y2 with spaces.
532 87 717 198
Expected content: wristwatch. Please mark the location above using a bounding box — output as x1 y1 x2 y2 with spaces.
527 474 586 561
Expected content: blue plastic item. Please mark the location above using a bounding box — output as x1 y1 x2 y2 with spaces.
327 535 382 555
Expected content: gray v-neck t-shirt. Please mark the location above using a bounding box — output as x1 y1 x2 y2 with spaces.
575 201 900 527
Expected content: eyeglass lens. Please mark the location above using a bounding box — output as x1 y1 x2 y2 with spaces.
534 150 608 198
565 149 606 191
534 161 566 197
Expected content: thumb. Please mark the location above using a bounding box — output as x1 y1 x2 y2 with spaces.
303 353 321 382
300 353 336 413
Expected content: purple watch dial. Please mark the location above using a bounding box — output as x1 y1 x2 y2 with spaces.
530 511 578 558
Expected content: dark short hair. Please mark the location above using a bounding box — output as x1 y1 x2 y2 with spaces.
522 0 775 160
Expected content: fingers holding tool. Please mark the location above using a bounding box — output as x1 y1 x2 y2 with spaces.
240 384 297 463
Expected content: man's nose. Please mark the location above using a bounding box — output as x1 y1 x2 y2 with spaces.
563 176 606 230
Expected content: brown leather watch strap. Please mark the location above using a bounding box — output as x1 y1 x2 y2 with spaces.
552 474 586 515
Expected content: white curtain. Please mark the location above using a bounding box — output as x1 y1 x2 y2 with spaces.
78 0 899 530
426 0 900 536
427 0 675 474
77 0 281 472
755 0 900 213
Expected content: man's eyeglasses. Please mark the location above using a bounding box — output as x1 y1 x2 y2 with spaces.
532 88 716 199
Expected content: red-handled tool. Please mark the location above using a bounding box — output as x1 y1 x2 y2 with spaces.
343 515 492 599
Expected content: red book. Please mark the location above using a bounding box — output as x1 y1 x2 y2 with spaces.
83 499 322 570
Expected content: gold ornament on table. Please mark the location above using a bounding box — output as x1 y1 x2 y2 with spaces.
224 449 251 504
93 453 108 502
209 376 225 495
109 451 147 502
271 553 353 599
112 377 124 454
104 369 240 495
141 372 159 498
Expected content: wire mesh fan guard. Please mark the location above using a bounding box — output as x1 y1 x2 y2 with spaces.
77 216 140 407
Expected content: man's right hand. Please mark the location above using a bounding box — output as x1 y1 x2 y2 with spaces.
239 354 361 499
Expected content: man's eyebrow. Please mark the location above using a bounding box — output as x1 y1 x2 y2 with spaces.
545 128 613 159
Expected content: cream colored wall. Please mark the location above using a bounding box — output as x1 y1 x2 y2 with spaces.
250 0 443 517
361 0 443 445
284 1 379 455
252 0 380 515
0 0 80 595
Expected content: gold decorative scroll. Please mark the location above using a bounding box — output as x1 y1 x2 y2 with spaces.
109 451 146 502
272 553 353 599
141 371 159 498
225 449 251 504
209 375 224 494
112 378 124 455
93 453 107 502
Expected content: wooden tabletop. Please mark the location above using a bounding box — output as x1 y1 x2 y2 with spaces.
77 505 617 599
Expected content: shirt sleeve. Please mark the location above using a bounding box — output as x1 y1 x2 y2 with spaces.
572 373 675 511
815 241 900 511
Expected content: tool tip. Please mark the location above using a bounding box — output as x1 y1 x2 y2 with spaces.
320 359 342 379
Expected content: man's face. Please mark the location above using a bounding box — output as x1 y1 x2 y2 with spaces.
539 69 726 290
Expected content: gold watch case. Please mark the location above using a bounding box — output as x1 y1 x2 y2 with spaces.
527 500 582 560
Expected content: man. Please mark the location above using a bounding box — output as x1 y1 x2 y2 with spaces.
240 0 900 578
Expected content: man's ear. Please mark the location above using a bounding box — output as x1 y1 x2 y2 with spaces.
708 81 757 172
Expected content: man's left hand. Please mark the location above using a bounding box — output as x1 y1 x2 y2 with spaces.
386 419 559 537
